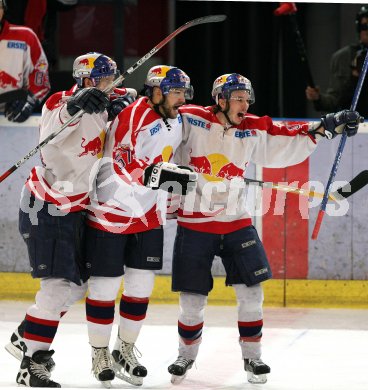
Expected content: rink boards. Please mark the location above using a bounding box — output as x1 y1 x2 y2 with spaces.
1 116 368 306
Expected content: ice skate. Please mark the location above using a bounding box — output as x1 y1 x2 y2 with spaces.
5 320 56 372
91 346 115 388
16 350 60 387
244 358 270 384
168 356 194 384
111 336 147 386
5 320 27 361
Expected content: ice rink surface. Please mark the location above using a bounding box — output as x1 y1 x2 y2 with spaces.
1 301 368 390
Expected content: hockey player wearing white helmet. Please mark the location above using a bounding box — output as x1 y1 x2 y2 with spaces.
5 52 137 388
168 73 362 385
84 65 197 387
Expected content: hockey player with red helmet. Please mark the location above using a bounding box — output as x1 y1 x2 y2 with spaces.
168 73 362 385
5 52 136 388
84 65 197 387
0 0 50 122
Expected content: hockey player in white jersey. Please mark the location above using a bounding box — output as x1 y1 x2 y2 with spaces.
5 52 136 388
168 73 362 384
84 65 197 387
0 0 50 121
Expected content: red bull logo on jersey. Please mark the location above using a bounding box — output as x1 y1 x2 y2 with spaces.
151 146 174 165
0 71 20 88
189 153 245 181
187 117 211 130
35 60 48 71
78 130 105 158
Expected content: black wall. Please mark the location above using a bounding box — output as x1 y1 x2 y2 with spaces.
174 1 363 119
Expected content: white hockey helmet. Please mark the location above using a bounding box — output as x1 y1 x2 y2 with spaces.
144 65 193 100
212 73 255 105
72 52 119 87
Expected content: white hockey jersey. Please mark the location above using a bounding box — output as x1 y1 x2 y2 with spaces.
175 105 319 234
25 85 109 212
0 20 50 103
87 96 183 234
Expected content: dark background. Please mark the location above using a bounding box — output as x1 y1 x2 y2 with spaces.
5 0 364 118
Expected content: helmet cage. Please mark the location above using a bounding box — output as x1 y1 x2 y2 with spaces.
212 73 255 105
0 0 7 10
145 66 193 100
73 52 118 87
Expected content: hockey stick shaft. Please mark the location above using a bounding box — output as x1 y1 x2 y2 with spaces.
289 14 315 87
274 3 314 87
246 170 368 202
0 14 227 184
311 50 368 239
244 177 337 201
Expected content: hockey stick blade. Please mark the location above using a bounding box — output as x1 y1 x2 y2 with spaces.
330 170 368 200
0 89 28 104
0 14 227 184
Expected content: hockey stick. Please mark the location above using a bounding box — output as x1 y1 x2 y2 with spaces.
0 14 227 184
311 50 368 240
0 89 28 104
246 170 368 201
274 2 315 87
330 170 368 200
244 177 338 201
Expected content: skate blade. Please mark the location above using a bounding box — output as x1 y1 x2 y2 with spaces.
247 372 267 384
114 370 143 386
171 373 187 385
101 380 112 389
5 342 22 361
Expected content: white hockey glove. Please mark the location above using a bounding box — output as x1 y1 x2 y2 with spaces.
143 162 198 195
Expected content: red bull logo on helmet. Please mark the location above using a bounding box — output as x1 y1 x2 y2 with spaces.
78 58 92 67
149 65 170 78
189 153 245 181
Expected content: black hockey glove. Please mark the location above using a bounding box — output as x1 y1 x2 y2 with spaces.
66 87 109 116
144 162 198 195
107 95 135 121
5 91 37 123
320 109 363 139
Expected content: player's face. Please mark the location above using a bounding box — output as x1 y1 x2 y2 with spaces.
160 88 186 119
224 90 250 125
0 6 4 22
96 75 115 94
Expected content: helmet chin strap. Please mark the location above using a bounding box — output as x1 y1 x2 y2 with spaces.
221 101 235 128
152 95 167 119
